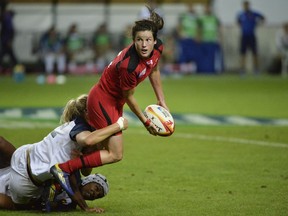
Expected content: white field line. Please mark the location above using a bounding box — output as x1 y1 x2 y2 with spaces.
133 130 288 148
173 133 288 148
0 120 58 129
1 120 288 149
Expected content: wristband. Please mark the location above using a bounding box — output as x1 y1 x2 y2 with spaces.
144 119 151 127
117 117 125 130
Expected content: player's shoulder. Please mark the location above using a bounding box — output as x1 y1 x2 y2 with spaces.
73 117 93 131
69 117 93 141
117 45 140 73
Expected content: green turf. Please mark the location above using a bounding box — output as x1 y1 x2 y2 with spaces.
0 74 288 216
1 74 288 118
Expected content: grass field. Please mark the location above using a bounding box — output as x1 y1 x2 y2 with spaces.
0 74 288 216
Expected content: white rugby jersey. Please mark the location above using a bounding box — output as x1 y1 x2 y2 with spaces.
0 167 11 196
30 117 93 182
12 117 93 182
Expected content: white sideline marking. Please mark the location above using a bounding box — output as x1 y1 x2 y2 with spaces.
1 120 288 148
172 132 288 148
225 116 261 125
0 120 57 128
132 131 288 148
184 114 222 125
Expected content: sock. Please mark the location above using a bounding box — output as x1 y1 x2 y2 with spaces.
59 151 102 173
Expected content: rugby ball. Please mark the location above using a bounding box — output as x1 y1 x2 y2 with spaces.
144 104 175 136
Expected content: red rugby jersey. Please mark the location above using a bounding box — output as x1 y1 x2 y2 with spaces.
98 39 163 103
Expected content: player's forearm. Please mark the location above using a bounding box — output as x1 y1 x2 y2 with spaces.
126 95 147 124
149 69 165 104
71 191 89 211
83 123 121 146
123 88 147 123
68 173 89 211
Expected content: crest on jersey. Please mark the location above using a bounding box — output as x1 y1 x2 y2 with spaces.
146 60 153 65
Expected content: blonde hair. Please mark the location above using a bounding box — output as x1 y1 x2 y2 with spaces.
60 94 88 124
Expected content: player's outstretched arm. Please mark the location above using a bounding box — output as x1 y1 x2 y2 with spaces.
68 174 105 213
149 65 169 111
124 88 158 136
76 117 128 147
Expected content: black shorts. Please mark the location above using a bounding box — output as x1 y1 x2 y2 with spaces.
240 35 257 55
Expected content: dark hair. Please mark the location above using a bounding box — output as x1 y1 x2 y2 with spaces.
132 5 164 40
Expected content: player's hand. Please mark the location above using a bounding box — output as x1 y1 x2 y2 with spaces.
117 117 128 131
84 206 105 213
144 119 158 136
157 101 169 112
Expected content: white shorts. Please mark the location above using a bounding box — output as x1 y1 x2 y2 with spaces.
0 167 11 196
9 145 43 204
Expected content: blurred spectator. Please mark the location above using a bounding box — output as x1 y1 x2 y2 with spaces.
176 3 200 73
64 23 86 73
275 22 288 77
198 4 224 73
198 4 221 43
39 25 66 84
91 22 113 72
0 1 18 74
236 0 265 75
176 3 200 42
160 32 177 75
119 24 133 50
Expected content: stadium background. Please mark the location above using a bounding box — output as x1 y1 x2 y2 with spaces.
6 0 288 73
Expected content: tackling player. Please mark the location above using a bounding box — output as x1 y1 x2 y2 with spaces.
1 94 128 212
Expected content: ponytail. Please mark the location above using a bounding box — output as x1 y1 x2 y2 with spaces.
147 5 164 31
60 94 87 124
132 5 164 40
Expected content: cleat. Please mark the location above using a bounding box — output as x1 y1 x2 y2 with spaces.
41 188 51 212
41 181 56 212
50 164 74 197
41 181 62 212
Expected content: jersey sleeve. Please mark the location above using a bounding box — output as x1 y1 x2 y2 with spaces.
69 117 94 141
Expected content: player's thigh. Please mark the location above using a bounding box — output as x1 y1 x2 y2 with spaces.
88 87 122 129
106 134 123 156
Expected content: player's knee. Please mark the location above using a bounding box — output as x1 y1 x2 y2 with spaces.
112 152 123 163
